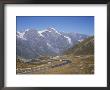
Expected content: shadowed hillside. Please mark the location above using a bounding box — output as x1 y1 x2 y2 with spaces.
64 36 94 55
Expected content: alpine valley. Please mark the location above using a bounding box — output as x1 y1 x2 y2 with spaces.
16 27 94 74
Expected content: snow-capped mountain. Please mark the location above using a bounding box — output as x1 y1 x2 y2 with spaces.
17 27 88 59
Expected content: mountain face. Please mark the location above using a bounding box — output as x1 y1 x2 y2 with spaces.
64 36 94 55
16 27 88 59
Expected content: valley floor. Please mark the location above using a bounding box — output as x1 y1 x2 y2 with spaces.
16 55 94 74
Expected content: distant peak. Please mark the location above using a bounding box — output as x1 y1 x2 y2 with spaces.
23 28 38 33
38 27 57 34
25 28 30 32
46 27 62 35
47 27 56 32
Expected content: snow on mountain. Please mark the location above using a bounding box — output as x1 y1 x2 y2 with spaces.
38 31 44 37
25 28 30 32
78 39 84 42
63 35 72 44
49 27 62 35
47 43 52 47
16 27 88 59
17 32 27 40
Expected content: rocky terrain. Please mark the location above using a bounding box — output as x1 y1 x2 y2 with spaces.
17 27 88 59
16 36 94 74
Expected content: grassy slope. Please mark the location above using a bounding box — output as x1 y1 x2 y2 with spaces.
64 36 94 55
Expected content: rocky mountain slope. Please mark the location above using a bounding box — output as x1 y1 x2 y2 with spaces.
64 36 94 55
16 27 88 59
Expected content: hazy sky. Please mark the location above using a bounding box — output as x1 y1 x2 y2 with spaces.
16 16 94 35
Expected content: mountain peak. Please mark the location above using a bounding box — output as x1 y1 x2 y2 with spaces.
38 27 58 35
47 27 62 36
24 28 30 32
47 27 56 31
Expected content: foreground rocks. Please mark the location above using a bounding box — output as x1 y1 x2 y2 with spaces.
16 55 94 74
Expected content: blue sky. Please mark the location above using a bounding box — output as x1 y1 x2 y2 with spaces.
16 16 94 35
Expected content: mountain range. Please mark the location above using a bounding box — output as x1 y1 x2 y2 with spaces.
16 27 89 59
